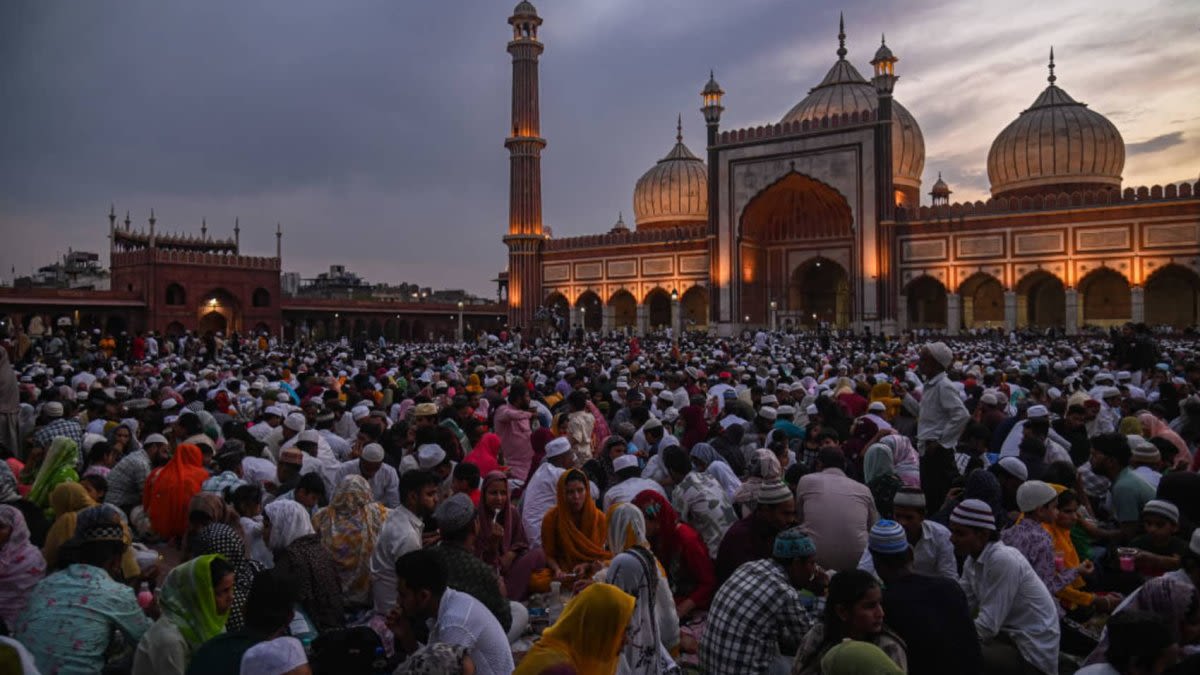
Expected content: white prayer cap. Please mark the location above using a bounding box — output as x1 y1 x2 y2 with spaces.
1026 405 1049 419
264 405 284 418
240 637 308 675
296 429 320 444
718 415 746 430
924 341 953 368
361 443 386 463
544 437 571 459
777 405 797 417
613 454 639 472
867 401 886 413
144 433 169 446
759 406 778 421
283 413 306 432
805 404 819 416
351 406 371 421
416 444 447 469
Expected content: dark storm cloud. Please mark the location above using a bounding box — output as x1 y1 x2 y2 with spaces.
1126 132 1185 156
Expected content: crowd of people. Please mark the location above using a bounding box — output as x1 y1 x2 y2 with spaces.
1 322 1199 674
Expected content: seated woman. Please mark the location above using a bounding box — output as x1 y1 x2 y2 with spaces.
0 462 50 547
264 499 345 632
312 475 387 609
27 437 80 514
1083 575 1200 667
475 470 545 601
192 522 264 632
603 503 679 674
514 583 636 675
13 504 152 674
132 554 235 675
541 469 609 579
185 492 243 558
862 442 903 519
43 481 141 580
633 490 716 622
0 505 46 632
688 443 741 503
793 569 908 674
145 444 210 542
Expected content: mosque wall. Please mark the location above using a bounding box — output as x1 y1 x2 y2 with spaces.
711 123 878 333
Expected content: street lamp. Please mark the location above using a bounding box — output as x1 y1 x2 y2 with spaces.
669 288 680 347
769 299 778 332
456 301 464 343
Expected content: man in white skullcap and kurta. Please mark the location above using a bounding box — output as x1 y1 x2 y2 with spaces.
336 442 400 507
916 342 969 513
520 437 576 548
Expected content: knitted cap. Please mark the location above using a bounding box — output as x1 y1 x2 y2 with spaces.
868 520 909 554
773 526 816 559
950 498 997 531
1142 499 1179 524
757 481 793 505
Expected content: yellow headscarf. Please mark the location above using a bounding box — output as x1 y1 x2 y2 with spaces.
515 583 636 675
42 482 141 578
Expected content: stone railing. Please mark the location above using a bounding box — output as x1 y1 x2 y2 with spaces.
716 110 877 146
895 181 1199 223
543 224 708 252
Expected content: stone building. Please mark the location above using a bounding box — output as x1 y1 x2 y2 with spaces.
499 2 1200 336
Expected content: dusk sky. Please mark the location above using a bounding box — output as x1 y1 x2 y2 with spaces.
2 0 1197 297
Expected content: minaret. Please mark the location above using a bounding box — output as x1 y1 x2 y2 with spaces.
234 217 241 251
504 1 546 330
275 223 282 259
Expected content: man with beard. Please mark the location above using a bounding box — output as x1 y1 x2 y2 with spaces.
105 432 171 512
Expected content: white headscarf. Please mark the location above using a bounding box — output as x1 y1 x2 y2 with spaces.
264 500 315 550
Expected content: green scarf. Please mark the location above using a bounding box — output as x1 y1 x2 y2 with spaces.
28 437 80 509
160 554 229 648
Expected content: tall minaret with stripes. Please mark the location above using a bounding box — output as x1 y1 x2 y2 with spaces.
504 1 545 330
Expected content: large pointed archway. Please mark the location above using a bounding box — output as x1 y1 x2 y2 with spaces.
904 276 947 329
645 288 672 331
788 258 849 327
680 285 708 331
575 291 602 332
1146 265 1200 328
1079 268 1130 328
1016 271 1065 328
197 288 240 335
959 273 1005 329
738 171 854 325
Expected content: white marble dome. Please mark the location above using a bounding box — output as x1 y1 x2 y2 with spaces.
987 56 1125 198
632 122 708 229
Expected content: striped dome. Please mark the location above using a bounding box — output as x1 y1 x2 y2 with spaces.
632 122 708 229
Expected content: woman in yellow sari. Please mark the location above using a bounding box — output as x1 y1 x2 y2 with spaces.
869 382 902 420
515 582 636 675
541 469 609 578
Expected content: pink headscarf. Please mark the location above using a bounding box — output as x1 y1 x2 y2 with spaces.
0 505 46 628
879 433 922 487
1138 412 1191 469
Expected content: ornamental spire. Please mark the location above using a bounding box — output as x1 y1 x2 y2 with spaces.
1048 46 1056 85
837 12 846 60
676 114 683 144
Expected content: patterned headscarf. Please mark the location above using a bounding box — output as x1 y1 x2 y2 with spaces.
0 505 46 628
0 462 20 503
192 523 263 632
312 475 387 605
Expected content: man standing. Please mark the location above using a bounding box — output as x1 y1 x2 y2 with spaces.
917 342 969 512
701 527 820 675
493 384 535 482
564 390 595 467
950 499 1060 675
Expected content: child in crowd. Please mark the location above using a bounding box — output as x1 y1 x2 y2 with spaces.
1130 499 1186 577
452 461 482 507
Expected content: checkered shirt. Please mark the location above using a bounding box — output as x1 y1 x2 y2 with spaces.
33 418 84 450
699 558 814 674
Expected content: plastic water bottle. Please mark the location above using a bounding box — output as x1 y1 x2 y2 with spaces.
136 582 154 609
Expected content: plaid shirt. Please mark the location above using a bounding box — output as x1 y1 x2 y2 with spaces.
700 558 814 674
201 470 245 496
33 418 84 450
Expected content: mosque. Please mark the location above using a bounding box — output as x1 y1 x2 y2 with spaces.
499 2 1200 337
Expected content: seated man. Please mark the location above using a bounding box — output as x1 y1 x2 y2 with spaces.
950 499 1061 675
389 549 514 675
858 486 956 579
700 527 821 675
602 453 666 511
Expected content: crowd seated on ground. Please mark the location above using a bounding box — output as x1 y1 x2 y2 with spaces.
3 322 1200 674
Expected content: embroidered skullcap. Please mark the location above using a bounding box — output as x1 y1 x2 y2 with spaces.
643 417 663 431
950 498 997 531
1129 436 1160 462
868 520 909 554
759 406 778 421
773 526 816 559
1016 480 1057 512
434 493 476 534
613 454 639 472
416 444 445 469
361 443 386 463
980 392 1000 406
544 437 571 459
1143 499 1179 524
1026 405 1049 419
42 401 63 418
144 433 169 446
757 481 793 505
414 402 438 417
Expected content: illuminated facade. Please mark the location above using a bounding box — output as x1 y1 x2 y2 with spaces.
503 3 1200 335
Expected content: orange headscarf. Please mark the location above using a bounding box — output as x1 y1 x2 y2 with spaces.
144 444 210 539
541 470 610 569
514 583 635 675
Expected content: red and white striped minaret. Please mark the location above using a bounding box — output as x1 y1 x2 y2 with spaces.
504 1 545 330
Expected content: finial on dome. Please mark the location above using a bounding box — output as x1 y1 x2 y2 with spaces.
881 33 886 46
1048 46 1056 85
676 114 683 144
837 12 847 60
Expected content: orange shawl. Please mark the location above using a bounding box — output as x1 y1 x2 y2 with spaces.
144 444 210 539
541 470 610 569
